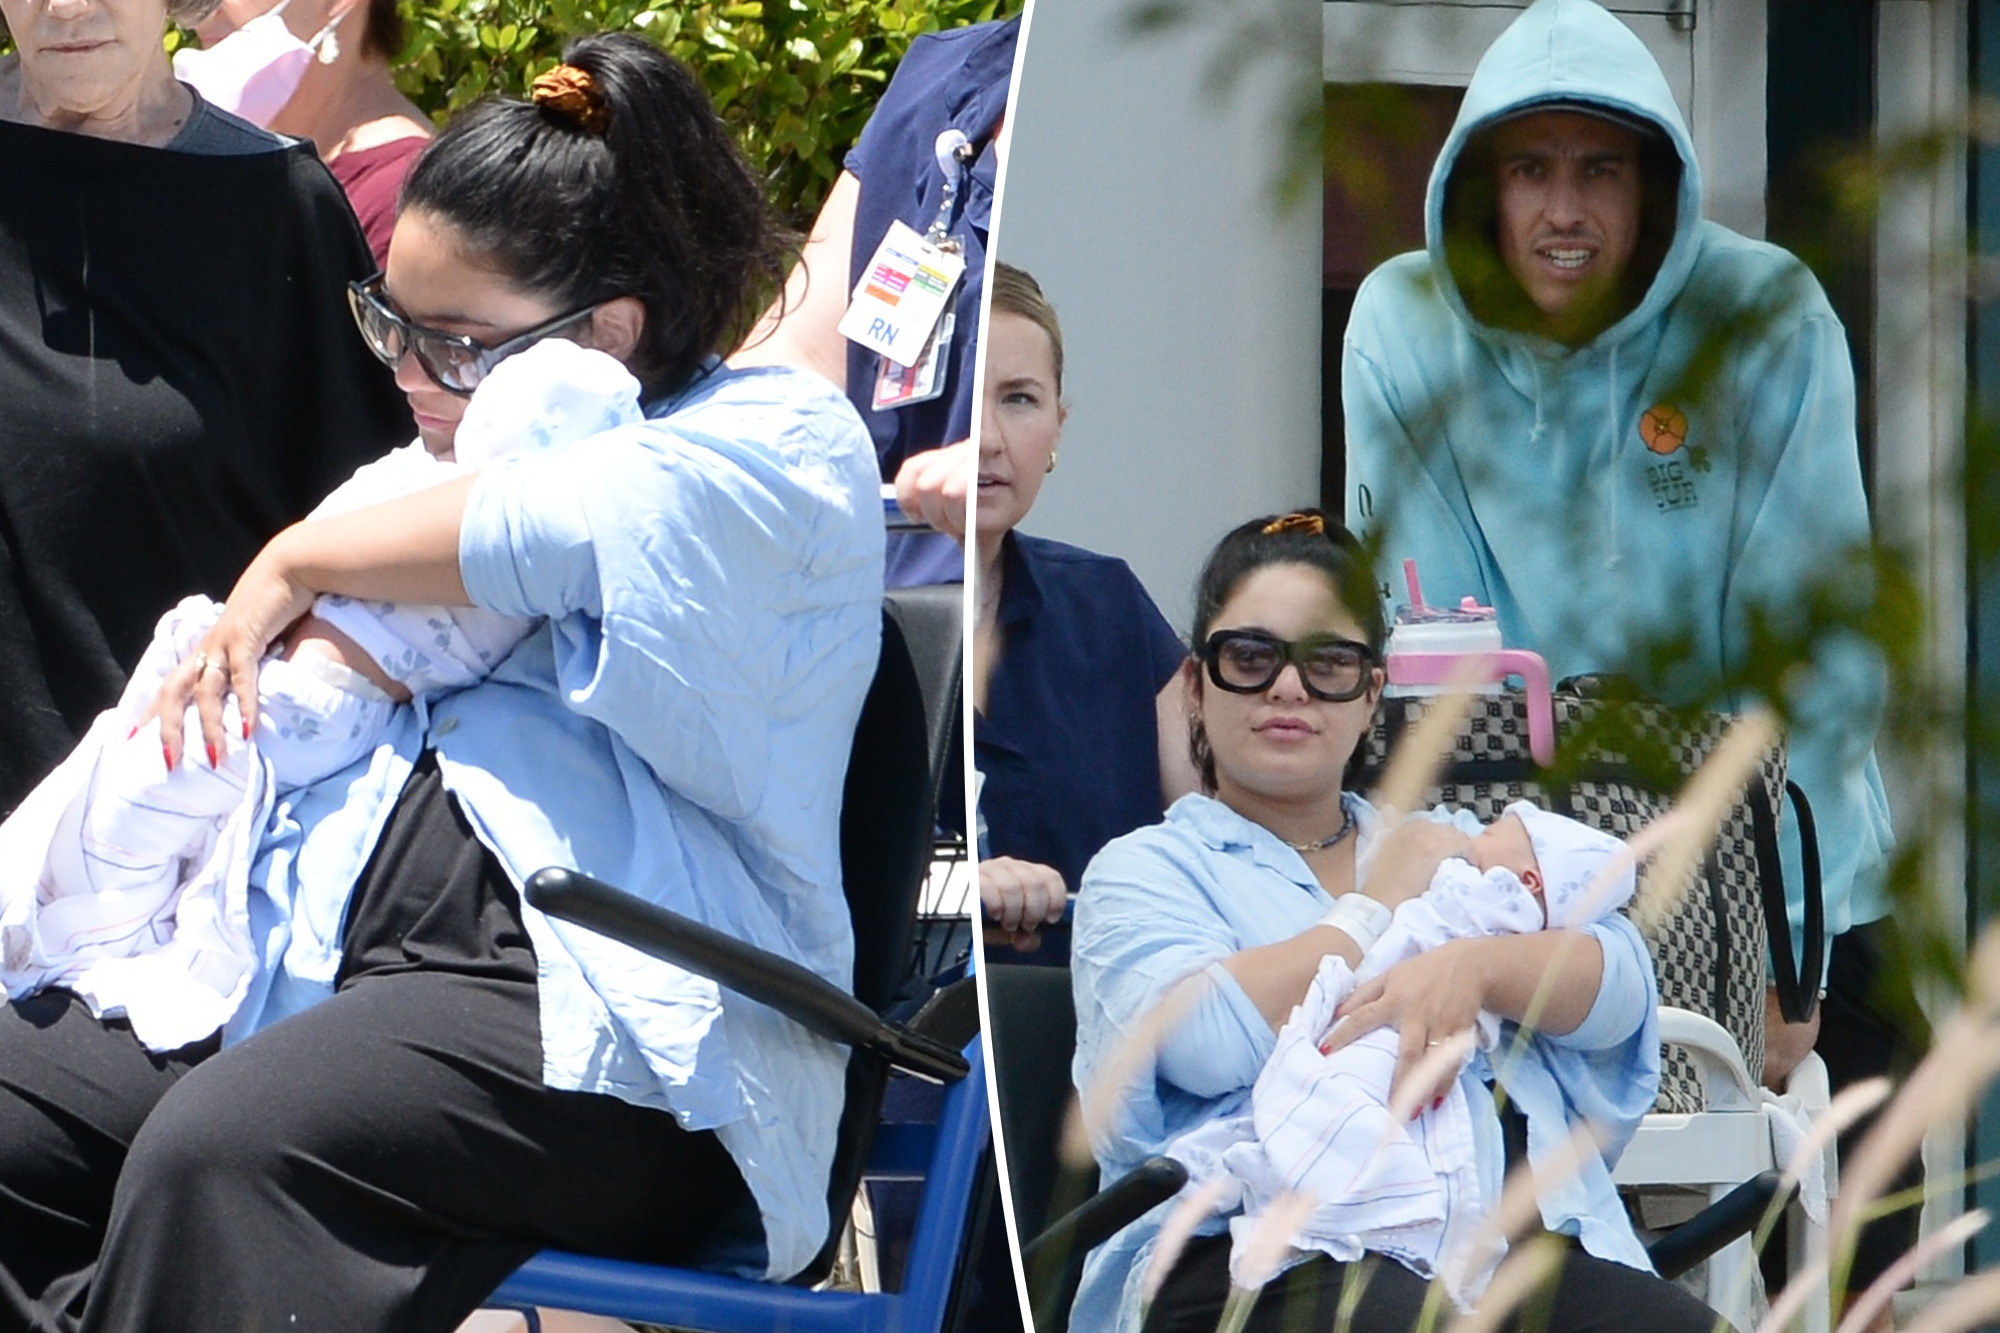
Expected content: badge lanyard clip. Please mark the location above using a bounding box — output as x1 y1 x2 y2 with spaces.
925 128 974 253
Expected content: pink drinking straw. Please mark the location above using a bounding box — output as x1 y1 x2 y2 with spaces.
1388 558 1554 765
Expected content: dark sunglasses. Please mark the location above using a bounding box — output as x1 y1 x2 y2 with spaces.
347 275 597 396
1199 630 1377 702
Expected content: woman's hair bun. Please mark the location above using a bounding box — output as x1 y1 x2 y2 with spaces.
530 64 612 134
401 33 786 395
1260 511 1327 537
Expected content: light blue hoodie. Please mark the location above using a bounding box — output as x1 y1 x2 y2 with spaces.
1344 0 1892 954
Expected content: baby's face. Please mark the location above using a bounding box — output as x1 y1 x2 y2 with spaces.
1467 814 1542 893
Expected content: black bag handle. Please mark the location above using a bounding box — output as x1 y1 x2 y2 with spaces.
1365 687 1827 1022
1750 780 1824 1023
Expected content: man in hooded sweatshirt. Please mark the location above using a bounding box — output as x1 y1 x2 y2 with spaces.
1344 0 1915 1318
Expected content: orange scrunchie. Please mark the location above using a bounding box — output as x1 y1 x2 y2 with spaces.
1261 511 1326 537
531 64 611 134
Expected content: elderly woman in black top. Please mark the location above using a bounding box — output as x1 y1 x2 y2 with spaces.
0 0 406 813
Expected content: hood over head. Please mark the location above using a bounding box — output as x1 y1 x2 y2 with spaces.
1424 0 1703 349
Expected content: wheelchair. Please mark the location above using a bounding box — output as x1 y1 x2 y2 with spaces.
487 587 988 1333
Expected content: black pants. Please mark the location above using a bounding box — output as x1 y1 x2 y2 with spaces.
1142 1234 1727 1333
0 753 749 1333
1815 917 1929 1290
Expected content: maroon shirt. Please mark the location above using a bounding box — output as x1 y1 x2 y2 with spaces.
328 135 428 269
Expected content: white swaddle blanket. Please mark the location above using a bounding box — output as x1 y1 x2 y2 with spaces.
0 597 266 1051
1167 844 1630 1308
0 342 644 1051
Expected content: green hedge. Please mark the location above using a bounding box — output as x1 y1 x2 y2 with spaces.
391 0 1016 229
0 2 1012 230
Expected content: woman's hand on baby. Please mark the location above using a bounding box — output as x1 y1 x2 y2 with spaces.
1360 819 1473 909
144 533 316 769
1321 940 1485 1111
980 855 1068 953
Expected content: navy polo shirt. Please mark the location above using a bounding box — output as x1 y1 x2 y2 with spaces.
845 17 1017 587
975 533 1190 898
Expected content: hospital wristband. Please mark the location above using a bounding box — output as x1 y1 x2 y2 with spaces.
1319 893 1393 955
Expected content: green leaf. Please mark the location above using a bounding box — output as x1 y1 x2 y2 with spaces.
380 0 1020 232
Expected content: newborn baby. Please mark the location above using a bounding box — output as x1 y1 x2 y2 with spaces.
1169 802 1636 1306
0 340 644 1050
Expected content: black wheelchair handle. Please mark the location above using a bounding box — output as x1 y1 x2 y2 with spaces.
525 867 968 1083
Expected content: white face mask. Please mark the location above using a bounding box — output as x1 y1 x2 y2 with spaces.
172 0 353 127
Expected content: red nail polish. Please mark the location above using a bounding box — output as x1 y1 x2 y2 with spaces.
206 742 218 769
242 718 252 741
163 744 174 773
1432 1095 1445 1112
126 724 138 740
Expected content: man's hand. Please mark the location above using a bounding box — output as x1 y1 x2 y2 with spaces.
1762 985 1822 1091
980 855 1067 952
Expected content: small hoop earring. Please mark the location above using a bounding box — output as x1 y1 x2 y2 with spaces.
1045 451 1059 475
1188 715 1213 792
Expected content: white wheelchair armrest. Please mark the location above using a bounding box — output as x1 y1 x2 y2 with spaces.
1656 1007 1760 1112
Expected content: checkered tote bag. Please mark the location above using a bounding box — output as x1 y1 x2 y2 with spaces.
1351 681 1823 1114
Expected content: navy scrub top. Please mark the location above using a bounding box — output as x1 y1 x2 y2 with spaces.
844 17 1017 587
973 533 1189 958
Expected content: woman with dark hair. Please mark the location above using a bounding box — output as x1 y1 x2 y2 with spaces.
183 0 432 264
1068 513 1717 1333
0 32 881 1333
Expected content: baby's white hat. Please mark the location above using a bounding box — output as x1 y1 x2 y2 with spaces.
1503 800 1636 929
454 339 643 470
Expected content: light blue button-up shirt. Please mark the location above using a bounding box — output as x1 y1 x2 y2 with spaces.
1069 794 1660 1333
227 362 885 1281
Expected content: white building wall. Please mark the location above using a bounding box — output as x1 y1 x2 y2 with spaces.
1873 0 1970 1285
996 0 1324 633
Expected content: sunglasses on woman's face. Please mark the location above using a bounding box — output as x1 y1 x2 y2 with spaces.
1200 630 1377 702
346 275 597 396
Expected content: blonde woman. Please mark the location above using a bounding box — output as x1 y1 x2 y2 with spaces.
972 263 1197 957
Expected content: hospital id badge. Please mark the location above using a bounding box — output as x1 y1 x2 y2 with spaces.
837 219 965 369
872 312 954 410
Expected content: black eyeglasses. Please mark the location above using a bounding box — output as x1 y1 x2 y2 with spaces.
1199 630 1377 702
347 275 597 396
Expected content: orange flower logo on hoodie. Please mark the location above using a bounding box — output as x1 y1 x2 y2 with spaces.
1639 402 1688 455
1640 402 1701 512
